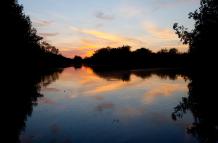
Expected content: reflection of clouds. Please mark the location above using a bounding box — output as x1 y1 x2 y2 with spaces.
49 67 188 107
94 95 104 100
50 123 61 135
143 83 186 104
95 102 114 112
85 82 126 95
119 107 144 118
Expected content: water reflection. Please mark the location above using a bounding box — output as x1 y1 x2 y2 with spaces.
172 72 218 143
5 69 63 143
91 66 189 82
7 66 218 143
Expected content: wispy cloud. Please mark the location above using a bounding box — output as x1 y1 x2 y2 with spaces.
39 32 59 37
142 21 188 51
32 19 53 27
143 21 177 40
58 26 147 57
70 26 145 46
20 0 197 57
95 11 115 20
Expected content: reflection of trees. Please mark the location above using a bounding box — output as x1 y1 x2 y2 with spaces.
90 67 132 81
172 73 218 143
5 69 63 143
91 66 218 143
172 1 218 142
90 66 189 82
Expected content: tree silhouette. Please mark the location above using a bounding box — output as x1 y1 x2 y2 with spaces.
172 72 218 143
4 0 72 71
173 0 218 65
4 69 63 143
83 46 188 68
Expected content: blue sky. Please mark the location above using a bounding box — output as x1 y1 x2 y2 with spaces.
19 0 200 57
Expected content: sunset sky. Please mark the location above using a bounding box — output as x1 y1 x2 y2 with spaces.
19 0 199 58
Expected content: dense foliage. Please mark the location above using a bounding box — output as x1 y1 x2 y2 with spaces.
3 0 72 70
173 0 218 64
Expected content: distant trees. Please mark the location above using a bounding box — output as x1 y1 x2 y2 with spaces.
169 48 178 55
72 55 83 66
133 48 153 57
83 46 188 68
173 0 218 63
87 45 132 66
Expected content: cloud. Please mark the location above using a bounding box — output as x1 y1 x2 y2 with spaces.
61 48 94 58
59 26 147 57
32 19 53 27
95 11 114 20
142 21 188 51
39 32 59 37
143 21 177 40
70 26 146 47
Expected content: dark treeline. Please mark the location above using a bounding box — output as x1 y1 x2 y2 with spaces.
73 46 189 68
3 0 73 72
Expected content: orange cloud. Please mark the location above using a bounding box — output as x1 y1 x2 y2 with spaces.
142 21 188 52
61 26 147 57
59 23 187 58
70 26 145 46
143 21 181 40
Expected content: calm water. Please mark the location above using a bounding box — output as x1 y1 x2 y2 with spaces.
19 67 197 143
